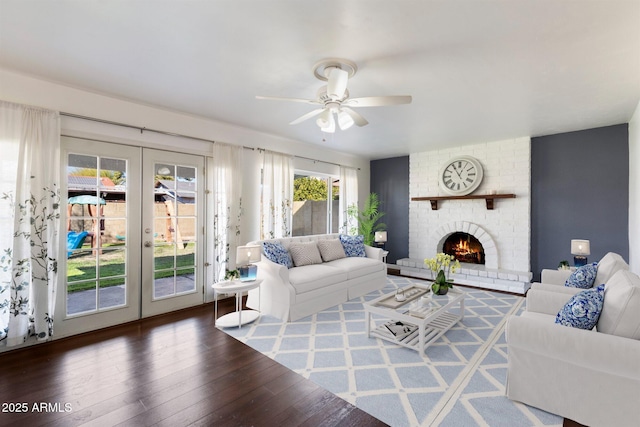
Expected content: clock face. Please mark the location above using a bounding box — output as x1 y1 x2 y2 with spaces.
439 156 484 196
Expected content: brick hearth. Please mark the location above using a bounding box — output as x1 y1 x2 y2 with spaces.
394 258 532 294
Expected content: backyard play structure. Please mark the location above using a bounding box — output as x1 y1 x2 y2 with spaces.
66 195 105 257
66 189 193 257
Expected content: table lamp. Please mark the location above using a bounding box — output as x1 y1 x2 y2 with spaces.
571 239 590 267
236 245 261 282
374 231 388 249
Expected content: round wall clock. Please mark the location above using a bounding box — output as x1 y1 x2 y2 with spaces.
439 155 484 196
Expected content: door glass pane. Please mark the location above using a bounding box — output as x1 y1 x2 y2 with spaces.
153 163 197 299
67 154 128 315
154 243 176 271
331 178 339 233
293 174 337 236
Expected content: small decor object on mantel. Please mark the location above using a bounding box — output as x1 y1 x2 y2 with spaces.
424 253 461 295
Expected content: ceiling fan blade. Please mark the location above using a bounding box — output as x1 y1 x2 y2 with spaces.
289 108 326 125
326 67 348 99
343 95 412 107
342 107 368 127
256 95 321 105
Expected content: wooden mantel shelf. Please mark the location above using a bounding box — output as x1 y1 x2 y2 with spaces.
411 193 516 210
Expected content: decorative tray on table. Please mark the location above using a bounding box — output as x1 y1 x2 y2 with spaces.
376 286 429 309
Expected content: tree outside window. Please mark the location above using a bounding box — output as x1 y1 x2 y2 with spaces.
292 174 339 236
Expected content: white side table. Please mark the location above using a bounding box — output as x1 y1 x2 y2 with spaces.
382 250 389 263
212 279 262 328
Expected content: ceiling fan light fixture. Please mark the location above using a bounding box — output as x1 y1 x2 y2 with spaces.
337 109 354 130
316 109 331 128
321 113 336 133
257 58 412 132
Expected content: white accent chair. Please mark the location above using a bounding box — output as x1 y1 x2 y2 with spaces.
506 269 640 427
529 252 629 298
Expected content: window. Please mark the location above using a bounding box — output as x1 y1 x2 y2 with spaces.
292 173 339 236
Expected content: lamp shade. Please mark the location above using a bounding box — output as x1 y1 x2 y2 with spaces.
236 245 261 266
374 231 388 243
337 110 355 130
316 109 336 133
570 239 590 256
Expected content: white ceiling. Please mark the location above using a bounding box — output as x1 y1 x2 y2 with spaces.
1 1 639 159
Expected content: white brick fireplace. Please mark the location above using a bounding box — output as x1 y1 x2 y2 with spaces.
397 137 533 294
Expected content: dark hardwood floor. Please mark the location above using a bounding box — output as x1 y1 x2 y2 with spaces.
0 298 387 426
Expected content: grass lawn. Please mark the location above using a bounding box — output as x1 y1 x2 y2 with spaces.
67 242 196 292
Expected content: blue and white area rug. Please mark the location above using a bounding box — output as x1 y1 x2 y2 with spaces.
223 276 562 427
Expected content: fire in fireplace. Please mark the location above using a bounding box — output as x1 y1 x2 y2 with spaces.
443 232 485 265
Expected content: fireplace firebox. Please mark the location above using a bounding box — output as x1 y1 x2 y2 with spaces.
443 232 485 265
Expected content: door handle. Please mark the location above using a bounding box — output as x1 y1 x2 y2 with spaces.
144 241 153 248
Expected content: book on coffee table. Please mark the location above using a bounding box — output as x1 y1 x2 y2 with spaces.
383 320 418 340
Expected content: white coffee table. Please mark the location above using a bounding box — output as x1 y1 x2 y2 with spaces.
212 279 262 328
364 283 465 356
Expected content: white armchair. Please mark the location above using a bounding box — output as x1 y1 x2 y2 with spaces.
531 252 629 296
506 269 640 427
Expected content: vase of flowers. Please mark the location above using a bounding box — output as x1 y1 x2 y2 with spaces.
424 253 461 295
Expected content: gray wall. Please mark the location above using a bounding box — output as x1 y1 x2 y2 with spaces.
531 124 629 281
371 156 409 263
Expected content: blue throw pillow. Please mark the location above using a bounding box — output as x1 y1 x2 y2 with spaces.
262 241 293 268
555 284 605 330
339 234 366 257
564 262 598 288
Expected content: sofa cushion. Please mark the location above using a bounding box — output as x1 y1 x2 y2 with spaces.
289 241 323 267
262 241 293 268
339 234 366 257
564 262 598 289
597 270 640 339
325 256 385 279
317 239 346 262
288 264 348 294
595 252 630 286
555 284 605 330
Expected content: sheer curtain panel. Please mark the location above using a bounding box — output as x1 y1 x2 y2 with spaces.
212 143 244 282
261 151 293 239
0 101 61 347
339 166 358 234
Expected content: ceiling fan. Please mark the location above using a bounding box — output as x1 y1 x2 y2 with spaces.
256 58 412 133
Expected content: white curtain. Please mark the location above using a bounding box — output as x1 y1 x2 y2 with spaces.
212 143 244 282
339 166 359 235
0 101 61 347
261 151 293 239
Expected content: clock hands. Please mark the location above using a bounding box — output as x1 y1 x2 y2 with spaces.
444 161 476 190
455 165 462 178
451 163 462 179
440 156 484 196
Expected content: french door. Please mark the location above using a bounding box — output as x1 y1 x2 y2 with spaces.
55 137 205 337
141 149 204 317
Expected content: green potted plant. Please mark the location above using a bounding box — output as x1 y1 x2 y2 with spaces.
558 260 570 270
424 253 461 295
347 192 386 246
224 269 240 281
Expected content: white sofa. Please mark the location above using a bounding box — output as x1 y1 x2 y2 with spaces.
506 268 640 427
245 233 386 321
